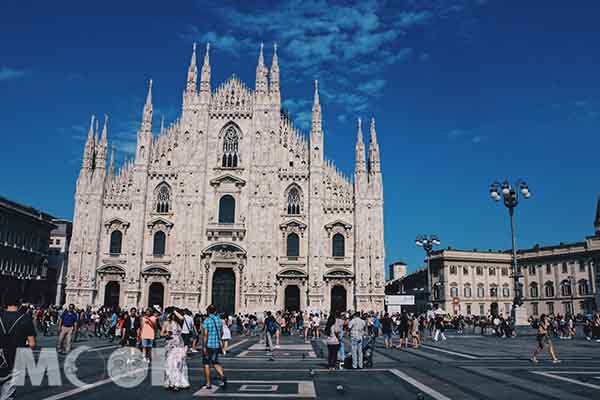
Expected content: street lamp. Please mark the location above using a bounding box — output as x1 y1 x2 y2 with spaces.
489 179 531 325
415 234 441 303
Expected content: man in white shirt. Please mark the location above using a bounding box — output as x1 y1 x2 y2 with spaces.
312 314 321 339
348 312 366 369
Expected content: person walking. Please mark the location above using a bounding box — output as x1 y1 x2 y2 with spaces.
381 313 393 349
348 312 366 369
433 316 447 341
531 314 560 364
325 314 341 371
140 308 157 363
221 315 232 355
57 304 78 354
201 305 227 390
161 308 190 391
0 288 36 400
263 311 278 361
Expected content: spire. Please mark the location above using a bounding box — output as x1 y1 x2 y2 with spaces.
160 115 165 133
108 144 115 176
368 118 381 174
141 79 153 133
355 117 366 174
200 42 211 98
100 114 108 146
186 42 197 93
270 43 280 105
255 43 268 95
82 114 96 169
311 80 322 134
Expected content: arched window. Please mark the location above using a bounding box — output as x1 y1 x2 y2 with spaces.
286 233 299 257
332 233 345 257
222 126 239 168
450 284 458 298
530 282 539 298
490 285 498 297
560 280 572 297
153 231 166 256
464 284 472 298
578 279 589 296
218 195 235 224
109 230 122 255
287 187 301 215
476 266 483 276
155 183 171 213
489 267 496 276
544 281 555 297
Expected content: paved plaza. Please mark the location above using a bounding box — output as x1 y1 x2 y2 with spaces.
14 332 600 400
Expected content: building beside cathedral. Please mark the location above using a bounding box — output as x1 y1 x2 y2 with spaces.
65 43 386 314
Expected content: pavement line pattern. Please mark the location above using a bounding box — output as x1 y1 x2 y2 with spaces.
193 380 316 398
39 368 147 400
227 338 249 351
530 371 600 390
420 344 479 359
389 369 452 400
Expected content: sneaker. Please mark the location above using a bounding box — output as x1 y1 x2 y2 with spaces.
275 345 281 349
530 357 538 363
218 377 227 387
201 384 212 390
552 359 561 364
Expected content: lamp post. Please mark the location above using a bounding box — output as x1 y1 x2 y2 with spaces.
489 179 531 326
415 235 441 304
567 275 575 316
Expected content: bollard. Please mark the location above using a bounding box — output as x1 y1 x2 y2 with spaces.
336 385 344 393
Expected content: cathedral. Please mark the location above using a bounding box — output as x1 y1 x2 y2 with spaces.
65 43 386 314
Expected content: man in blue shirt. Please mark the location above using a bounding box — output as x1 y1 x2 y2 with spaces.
201 305 227 390
57 304 78 354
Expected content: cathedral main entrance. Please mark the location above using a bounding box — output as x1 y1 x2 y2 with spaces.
331 285 347 314
284 285 300 311
148 282 165 309
212 268 236 315
104 281 120 309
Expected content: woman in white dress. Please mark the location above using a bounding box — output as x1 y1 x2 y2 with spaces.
221 314 232 355
160 308 190 391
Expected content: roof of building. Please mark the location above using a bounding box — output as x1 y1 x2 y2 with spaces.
0 196 56 227
50 219 73 236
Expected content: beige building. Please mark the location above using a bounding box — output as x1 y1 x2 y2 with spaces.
427 200 600 317
65 44 386 314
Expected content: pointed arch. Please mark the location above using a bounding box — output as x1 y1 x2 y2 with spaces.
154 182 171 213
220 123 241 168
285 184 303 215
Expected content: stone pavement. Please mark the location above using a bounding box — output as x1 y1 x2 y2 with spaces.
12 332 600 400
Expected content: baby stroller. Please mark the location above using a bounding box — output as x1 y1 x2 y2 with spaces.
362 335 376 368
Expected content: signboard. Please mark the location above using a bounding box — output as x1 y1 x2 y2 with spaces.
387 305 403 314
385 295 415 306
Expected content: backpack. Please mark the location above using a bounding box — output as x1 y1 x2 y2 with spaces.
266 318 278 334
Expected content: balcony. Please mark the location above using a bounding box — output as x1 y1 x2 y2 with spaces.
206 223 246 241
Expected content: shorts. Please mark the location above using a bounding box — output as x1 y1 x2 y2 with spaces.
537 334 550 349
202 348 221 366
182 333 192 347
382 332 392 341
141 339 153 348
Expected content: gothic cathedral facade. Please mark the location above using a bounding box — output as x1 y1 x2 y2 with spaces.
65 43 385 314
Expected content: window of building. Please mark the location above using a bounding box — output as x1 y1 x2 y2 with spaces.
547 302 554 315
155 183 171 213
286 233 299 257
450 265 457 275
530 282 539 298
544 282 555 297
477 285 484 298
501 267 508 276
531 302 539 316
502 285 510 298
332 233 345 258
564 302 572 316
450 285 458 297
464 285 472 298
579 262 586 273
109 230 122 255
222 126 239 168
561 263 568 274
560 280 572 297
489 267 496 276
286 187 301 215
479 303 485 316
218 195 235 224
546 264 551 274
490 286 498 297
528 265 535 276
578 279 589 296
153 231 166 256
476 266 483 276
55 239 61 245
463 266 469 275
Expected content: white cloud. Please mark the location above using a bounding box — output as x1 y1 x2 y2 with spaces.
0 66 29 81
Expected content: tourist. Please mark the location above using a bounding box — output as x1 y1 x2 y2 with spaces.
336 313 347 368
0 288 36 400
121 308 140 350
57 304 78 354
381 313 393 349
325 314 341 371
221 313 232 355
410 315 420 348
140 308 157 363
264 311 278 360
433 315 447 342
348 312 366 369
396 311 410 349
201 305 227 390
161 308 190 391
531 314 560 364
181 309 196 352
312 313 321 339
303 312 311 343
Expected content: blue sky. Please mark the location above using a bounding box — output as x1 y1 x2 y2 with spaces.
1 0 599 272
